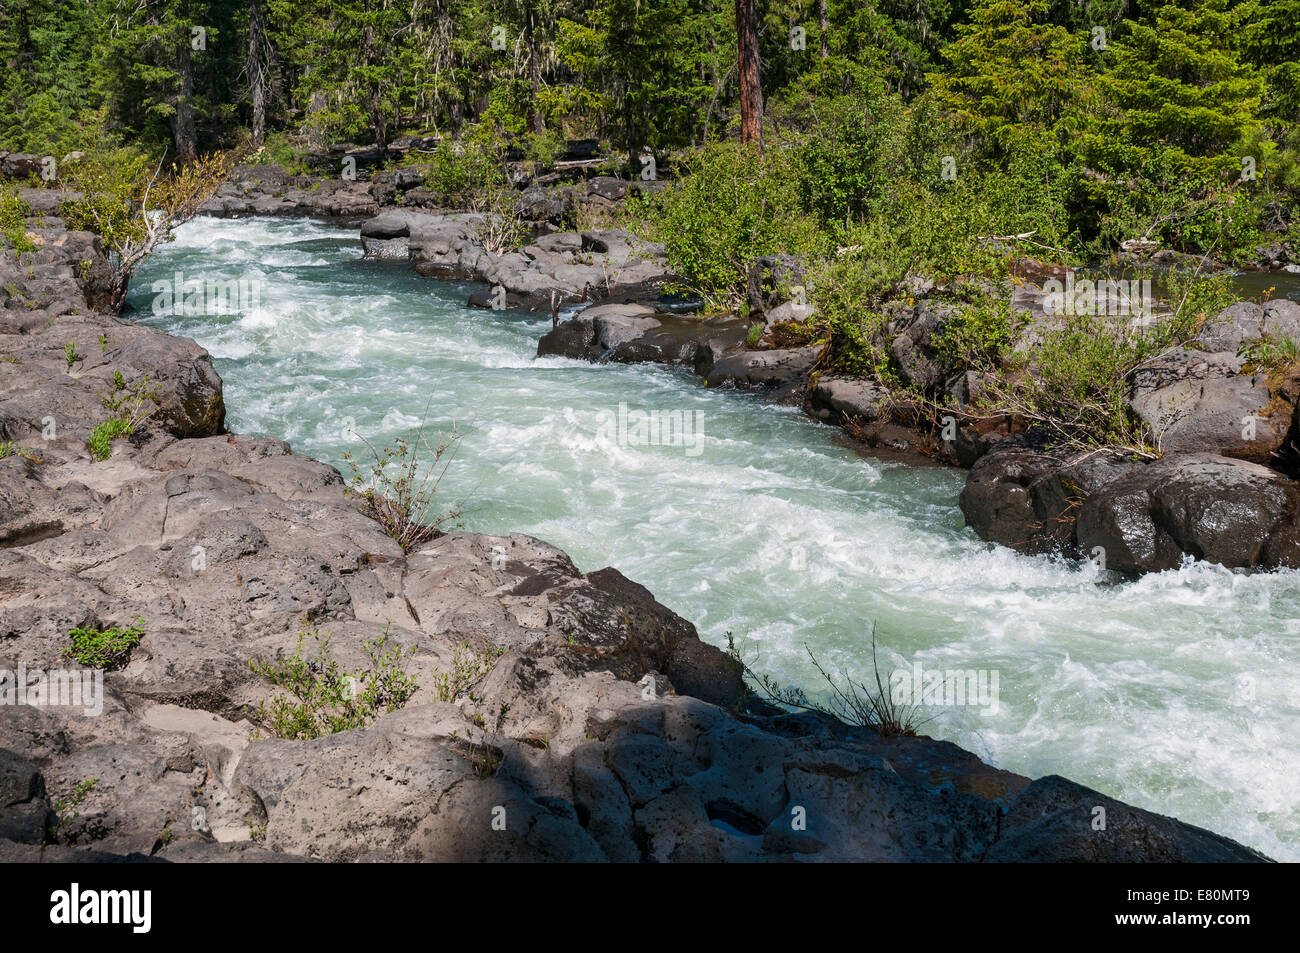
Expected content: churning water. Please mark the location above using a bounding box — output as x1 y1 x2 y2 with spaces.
130 217 1300 860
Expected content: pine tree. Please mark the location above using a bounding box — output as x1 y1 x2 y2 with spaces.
1087 0 1264 180
1244 0 1300 121
932 0 1088 155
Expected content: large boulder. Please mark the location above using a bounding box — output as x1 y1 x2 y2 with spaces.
809 375 890 422
1127 346 1287 462
986 775 1270 862
704 346 820 396
1 153 41 179
1197 301 1264 352
889 301 961 393
1076 452 1300 573
1197 299 1300 353
960 444 1139 555
746 255 807 313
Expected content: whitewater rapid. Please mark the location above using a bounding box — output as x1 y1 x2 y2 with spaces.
130 217 1300 860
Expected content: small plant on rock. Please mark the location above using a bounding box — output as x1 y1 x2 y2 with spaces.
65 618 145 670
1239 333 1300 371
47 777 98 844
88 372 158 460
727 626 927 738
248 626 419 741
431 642 504 702
342 415 463 553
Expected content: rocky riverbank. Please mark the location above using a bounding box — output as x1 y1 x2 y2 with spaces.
351 198 1300 577
0 199 1275 861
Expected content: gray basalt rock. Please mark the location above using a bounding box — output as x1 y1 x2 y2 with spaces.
889 300 962 393
1127 346 1287 462
985 775 1271 862
704 346 820 391
809 375 890 422
358 211 671 311
1198 302 1265 352
960 445 1139 555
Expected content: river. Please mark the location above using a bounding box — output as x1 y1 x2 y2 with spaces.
129 216 1300 860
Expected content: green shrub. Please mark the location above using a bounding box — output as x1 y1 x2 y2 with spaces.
972 270 1231 451
932 297 1021 372
425 135 508 207
248 132 312 176
87 373 159 460
0 186 36 252
248 627 418 741
627 142 821 310
66 618 145 670
805 255 899 381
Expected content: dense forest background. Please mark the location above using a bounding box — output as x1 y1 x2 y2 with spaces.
2 1 1300 461
1 1 1298 281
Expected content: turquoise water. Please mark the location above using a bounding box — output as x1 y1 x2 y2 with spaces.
130 217 1300 860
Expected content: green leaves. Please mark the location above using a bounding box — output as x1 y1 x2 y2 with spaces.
66 618 145 670
248 628 420 741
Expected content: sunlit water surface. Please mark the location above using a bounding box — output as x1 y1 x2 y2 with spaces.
130 218 1300 860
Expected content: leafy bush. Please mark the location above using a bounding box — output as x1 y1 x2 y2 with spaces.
627 142 821 310
87 373 158 461
805 255 899 381
972 270 1232 451
0 186 36 252
425 135 508 206
248 627 418 741
247 132 313 176
932 297 1021 372
790 86 905 229
66 618 145 670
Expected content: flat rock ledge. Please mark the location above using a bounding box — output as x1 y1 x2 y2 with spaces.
0 219 1274 861
360 209 673 312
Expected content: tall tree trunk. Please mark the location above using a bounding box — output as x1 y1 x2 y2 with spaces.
525 3 543 134
735 0 763 150
820 0 828 59
172 30 198 161
362 10 386 150
248 0 267 144
624 90 642 177
738 0 764 150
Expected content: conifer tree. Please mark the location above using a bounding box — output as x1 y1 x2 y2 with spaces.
932 0 1088 155
1087 0 1264 180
